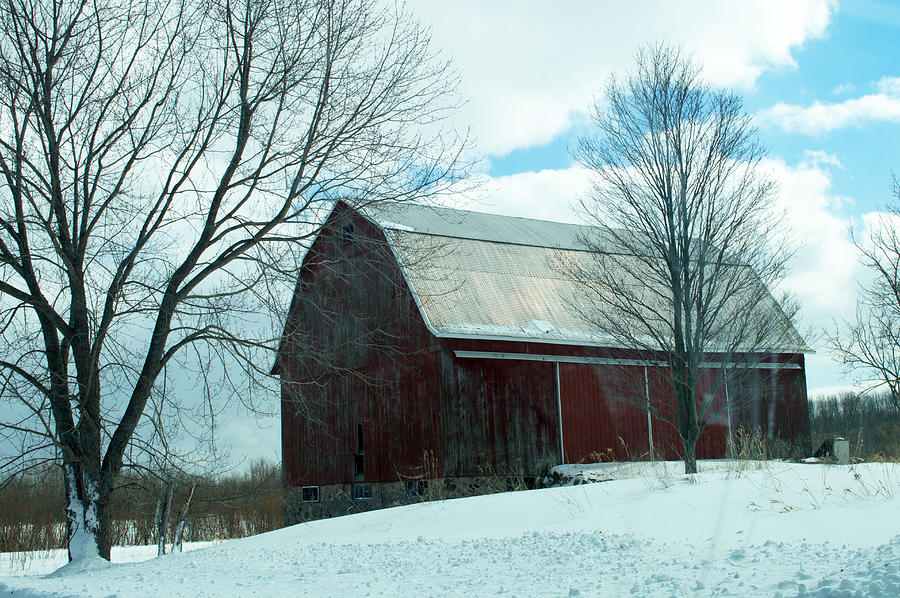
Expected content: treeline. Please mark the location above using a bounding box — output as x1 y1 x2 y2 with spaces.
0 460 282 554
809 391 900 460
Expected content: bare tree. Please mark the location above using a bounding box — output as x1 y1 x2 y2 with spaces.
829 178 900 412
569 44 799 474
0 0 465 562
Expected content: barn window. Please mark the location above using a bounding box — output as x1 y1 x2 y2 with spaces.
354 423 365 481
405 480 427 498
353 453 365 480
301 486 319 503
341 223 355 245
352 483 372 500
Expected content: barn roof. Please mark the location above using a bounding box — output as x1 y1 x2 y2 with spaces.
363 202 608 251
356 202 811 354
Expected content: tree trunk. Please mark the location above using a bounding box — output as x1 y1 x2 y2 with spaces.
172 484 195 554
155 482 173 556
681 434 699 474
63 462 110 562
673 364 701 475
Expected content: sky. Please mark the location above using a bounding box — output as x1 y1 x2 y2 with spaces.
226 0 899 464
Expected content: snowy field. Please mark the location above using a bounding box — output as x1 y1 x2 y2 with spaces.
1 460 898 597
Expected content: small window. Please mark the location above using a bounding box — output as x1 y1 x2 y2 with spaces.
353 453 365 480
301 486 320 503
405 480 427 498
341 223 355 245
352 483 372 500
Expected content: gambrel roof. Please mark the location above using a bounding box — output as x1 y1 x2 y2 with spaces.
355 201 811 353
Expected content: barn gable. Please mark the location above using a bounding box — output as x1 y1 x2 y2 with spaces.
278 203 442 490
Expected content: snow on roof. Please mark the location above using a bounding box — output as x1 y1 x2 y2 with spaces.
357 202 810 353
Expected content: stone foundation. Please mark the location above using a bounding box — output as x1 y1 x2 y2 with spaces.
284 475 542 526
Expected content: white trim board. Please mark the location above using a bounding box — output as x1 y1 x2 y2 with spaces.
452 350 803 370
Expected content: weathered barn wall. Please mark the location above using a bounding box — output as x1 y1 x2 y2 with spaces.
442 339 810 465
728 357 811 456
279 205 442 491
559 363 651 462
443 352 559 478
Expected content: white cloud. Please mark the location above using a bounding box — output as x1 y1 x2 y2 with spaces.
802 149 843 170
452 167 592 223
758 94 900 134
759 74 900 134
407 0 835 156
875 75 900 95
764 156 858 323
218 411 280 465
831 82 855 95
807 383 867 400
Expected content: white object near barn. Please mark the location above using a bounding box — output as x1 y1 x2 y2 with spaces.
833 437 850 464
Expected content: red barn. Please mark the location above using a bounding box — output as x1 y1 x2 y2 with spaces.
273 201 811 523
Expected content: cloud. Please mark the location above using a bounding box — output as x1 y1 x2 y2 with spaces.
764 155 858 324
801 149 843 170
217 412 280 466
759 95 900 134
875 75 900 95
407 0 835 156
831 82 855 95
759 75 900 134
453 167 592 223
806 383 867 400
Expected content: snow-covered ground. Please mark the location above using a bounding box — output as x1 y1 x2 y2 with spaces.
1 460 899 597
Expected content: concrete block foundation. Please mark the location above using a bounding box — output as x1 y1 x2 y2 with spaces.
284 475 540 526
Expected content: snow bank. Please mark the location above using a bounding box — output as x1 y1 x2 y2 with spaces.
1 461 898 597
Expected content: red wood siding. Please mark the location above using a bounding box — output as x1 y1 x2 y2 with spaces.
558 364 729 463
280 205 442 487
645 368 682 459
695 368 729 460
559 364 649 462
728 359 811 454
443 339 810 465
444 354 559 476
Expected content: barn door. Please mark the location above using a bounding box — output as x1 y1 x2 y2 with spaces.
558 364 650 463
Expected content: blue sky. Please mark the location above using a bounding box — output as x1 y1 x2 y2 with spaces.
484 0 900 211
746 0 899 216
402 0 900 397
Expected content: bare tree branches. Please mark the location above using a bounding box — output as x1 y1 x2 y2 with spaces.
569 44 798 473
0 0 466 560
829 177 900 411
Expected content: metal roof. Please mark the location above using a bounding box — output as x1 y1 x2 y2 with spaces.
358 202 811 354
363 202 616 251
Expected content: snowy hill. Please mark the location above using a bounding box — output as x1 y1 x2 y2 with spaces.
2 461 899 597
